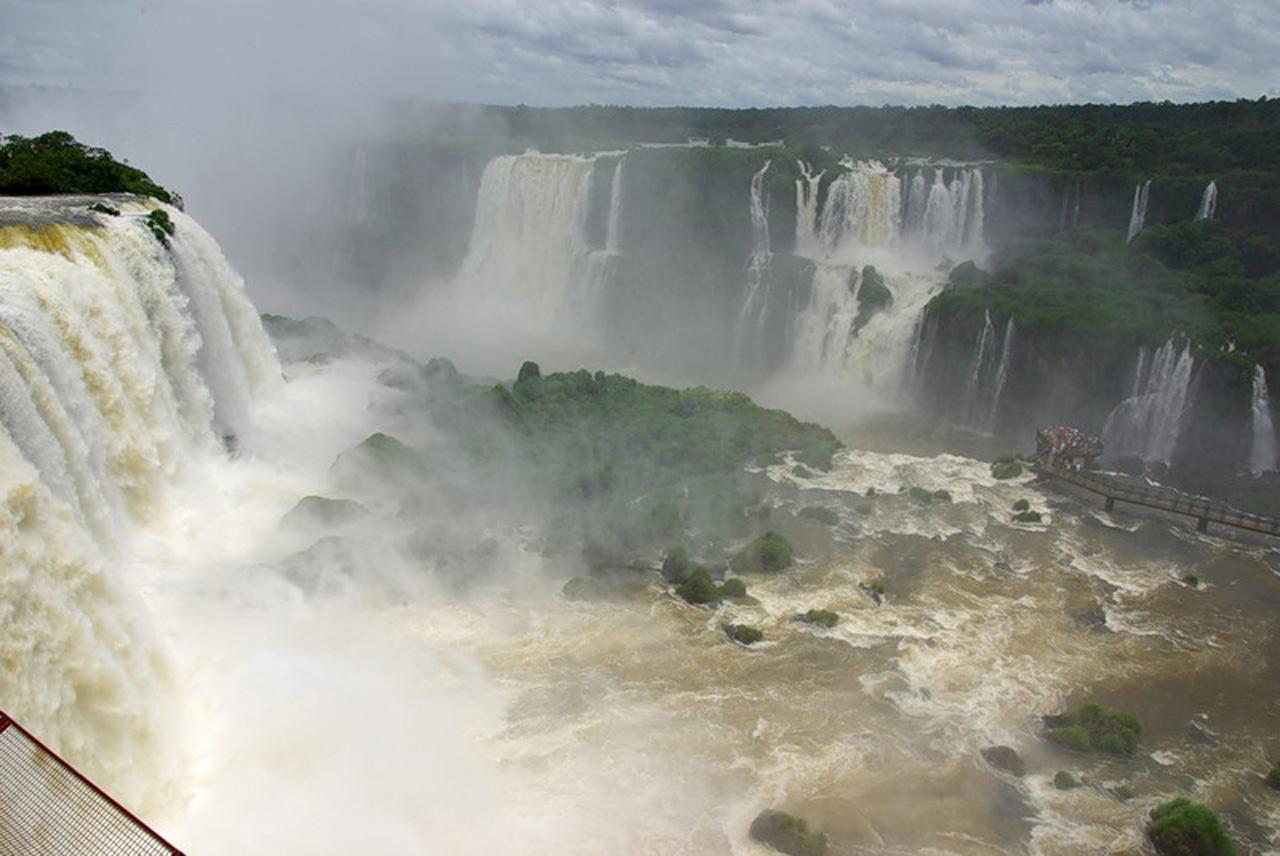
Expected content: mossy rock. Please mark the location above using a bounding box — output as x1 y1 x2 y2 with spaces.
931 489 953 503
730 531 794 574
798 505 839 526
725 624 764 645
1183 574 1200 588
1012 499 1031 512
1012 510 1043 523
749 810 827 856
1044 704 1141 755
1053 771 1080 790
280 495 370 529
1146 798 1235 856
676 567 721 605
798 609 838 628
792 463 815 479
718 577 748 599
859 580 886 605
992 460 1024 480
88 201 119 216
1110 784 1134 802
1266 765 1280 791
562 576 608 601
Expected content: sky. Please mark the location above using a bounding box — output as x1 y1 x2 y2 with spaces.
1 0 1278 108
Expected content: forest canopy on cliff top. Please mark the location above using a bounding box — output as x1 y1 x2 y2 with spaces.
0 131 173 201
409 98 1279 177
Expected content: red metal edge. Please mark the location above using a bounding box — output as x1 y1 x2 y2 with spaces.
0 709 185 855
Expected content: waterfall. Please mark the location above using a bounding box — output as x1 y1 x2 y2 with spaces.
604 157 625 253
739 160 774 329
1126 180 1151 243
1102 340 1195 464
1195 180 1218 221
985 317 1015 432
455 152 600 319
794 161 825 259
1249 365 1277 474
0 196 279 805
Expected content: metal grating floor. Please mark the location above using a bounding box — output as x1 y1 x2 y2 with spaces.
0 712 181 855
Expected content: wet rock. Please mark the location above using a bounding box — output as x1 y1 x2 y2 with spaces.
859 580 885 605
748 810 827 856
562 576 607 601
981 745 1026 778
1184 719 1219 747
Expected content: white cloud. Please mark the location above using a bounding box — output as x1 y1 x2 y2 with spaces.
1 0 1275 106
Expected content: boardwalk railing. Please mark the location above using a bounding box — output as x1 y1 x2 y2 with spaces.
1037 466 1280 537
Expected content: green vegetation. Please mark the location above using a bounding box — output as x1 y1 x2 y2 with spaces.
718 577 747 599
798 609 838 628
992 460 1024 480
932 220 1280 377
87 202 119 216
1053 771 1080 790
1045 704 1142 755
725 624 764 645
904 486 953 504
798 505 839 526
144 209 175 244
1266 765 1280 791
853 265 892 332
0 131 173 201
1183 574 1201 588
1012 510 1043 523
1012 499 1031 512
661 546 691 582
1146 798 1235 856
731 531 794 573
676 567 721 605
749 809 827 856
431 98 1279 178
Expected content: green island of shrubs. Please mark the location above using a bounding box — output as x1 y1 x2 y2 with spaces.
797 609 839 628
905 486 952 504
1012 509 1043 523
1146 798 1235 856
992 459 1024 480
1053 771 1080 790
1012 499 1031 512
749 810 826 856
1045 704 1141 755
730 531 794 574
725 624 763 645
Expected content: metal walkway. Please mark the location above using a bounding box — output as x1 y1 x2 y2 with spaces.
1037 466 1280 537
0 710 184 855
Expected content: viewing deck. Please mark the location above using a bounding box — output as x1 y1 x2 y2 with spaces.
1037 466 1280 537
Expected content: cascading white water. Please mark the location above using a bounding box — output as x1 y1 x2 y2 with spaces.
794 161 825 259
1102 341 1195 464
1249 364 1276 474
454 152 600 319
734 160 777 369
0 196 279 809
604 156 625 254
1195 180 1217 221
786 159 986 398
985 317 1015 432
1126 180 1151 243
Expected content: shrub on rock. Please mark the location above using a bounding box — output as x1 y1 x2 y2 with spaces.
798 609 838 628
725 624 763 645
676 567 721 605
731 531 793 573
1053 771 1080 790
1012 510 1043 523
1012 499 1031 512
749 810 827 856
718 577 748 599
1045 704 1141 755
992 460 1023 480
1146 798 1235 856
1266 765 1280 791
